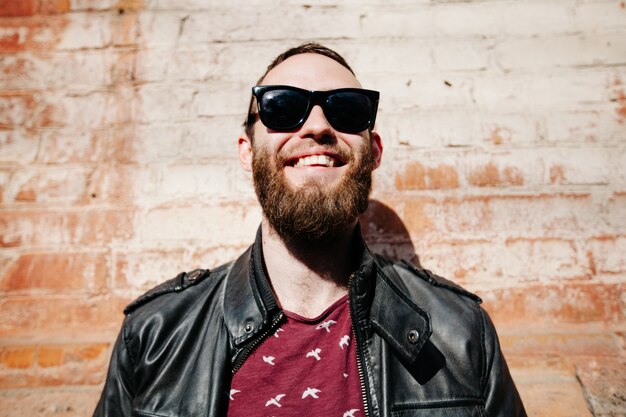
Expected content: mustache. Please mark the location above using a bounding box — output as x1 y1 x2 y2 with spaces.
275 144 353 167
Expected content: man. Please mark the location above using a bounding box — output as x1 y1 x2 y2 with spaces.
94 43 526 417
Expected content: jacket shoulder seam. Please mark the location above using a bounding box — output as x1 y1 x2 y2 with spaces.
398 259 482 303
124 265 226 315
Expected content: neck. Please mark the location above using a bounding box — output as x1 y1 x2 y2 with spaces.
260 218 361 318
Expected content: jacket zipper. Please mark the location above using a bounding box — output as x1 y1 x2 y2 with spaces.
231 311 285 374
348 273 372 417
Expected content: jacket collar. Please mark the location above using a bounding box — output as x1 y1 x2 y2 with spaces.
222 225 433 362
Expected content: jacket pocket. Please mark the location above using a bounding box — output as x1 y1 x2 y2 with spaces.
391 398 485 417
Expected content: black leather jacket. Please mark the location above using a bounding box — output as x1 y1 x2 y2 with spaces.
94 232 526 417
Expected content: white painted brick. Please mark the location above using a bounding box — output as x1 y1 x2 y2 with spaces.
36 129 113 164
378 109 482 149
472 70 614 113
4 166 92 205
494 34 626 71
138 203 262 245
376 74 475 111
544 110 624 144
0 130 39 164
69 0 117 11
541 147 614 186
504 238 587 282
57 13 112 50
146 162 234 203
479 113 547 146
119 118 242 164
0 51 111 90
432 39 492 71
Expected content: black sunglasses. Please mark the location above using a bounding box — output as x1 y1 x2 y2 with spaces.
251 85 380 133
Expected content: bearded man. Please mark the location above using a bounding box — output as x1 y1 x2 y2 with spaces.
94 43 526 417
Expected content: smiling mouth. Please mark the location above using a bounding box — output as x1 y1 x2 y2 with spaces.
287 154 346 168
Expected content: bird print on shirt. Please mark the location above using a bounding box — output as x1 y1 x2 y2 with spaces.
265 394 286 407
339 335 350 349
263 355 276 365
273 328 284 338
302 387 321 399
228 389 240 400
306 348 322 361
316 320 337 333
343 409 360 417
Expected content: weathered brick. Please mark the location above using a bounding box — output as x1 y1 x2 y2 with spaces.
394 161 459 190
0 347 35 369
0 15 67 52
509 358 593 417
0 343 109 388
0 130 39 164
0 387 101 417
586 236 626 275
0 92 55 129
422 194 604 237
416 237 586 285
4 167 93 204
0 296 127 339
482 283 624 327
0 252 109 292
500 331 620 359
0 0 37 17
137 203 261 246
575 358 626 416
35 129 113 164
114 248 187 291
0 209 134 247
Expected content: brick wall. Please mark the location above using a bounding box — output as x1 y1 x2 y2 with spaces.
1 0 624 415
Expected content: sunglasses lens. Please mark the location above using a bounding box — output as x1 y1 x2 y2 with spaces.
326 91 374 133
260 89 309 130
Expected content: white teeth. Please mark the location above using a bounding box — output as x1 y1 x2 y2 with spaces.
294 155 336 168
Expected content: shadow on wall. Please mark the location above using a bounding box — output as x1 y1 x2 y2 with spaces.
360 199 421 267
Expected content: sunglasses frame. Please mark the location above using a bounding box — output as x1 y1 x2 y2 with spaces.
251 85 380 133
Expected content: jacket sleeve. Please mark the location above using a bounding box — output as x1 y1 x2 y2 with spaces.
481 308 527 417
93 323 135 417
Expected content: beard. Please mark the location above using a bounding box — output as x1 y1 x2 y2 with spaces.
252 140 375 243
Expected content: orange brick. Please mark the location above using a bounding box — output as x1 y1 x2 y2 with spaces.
401 197 437 234
8 167 92 204
0 252 110 292
0 387 101 416
0 16 66 52
394 161 459 190
467 162 524 187
500 332 620 358
0 296 128 339
482 283 624 328
0 209 134 247
0 347 35 369
37 346 64 368
0 0 37 16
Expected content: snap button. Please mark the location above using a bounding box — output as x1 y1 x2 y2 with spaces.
244 323 253 333
407 329 419 344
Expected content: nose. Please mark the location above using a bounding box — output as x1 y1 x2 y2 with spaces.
298 104 334 140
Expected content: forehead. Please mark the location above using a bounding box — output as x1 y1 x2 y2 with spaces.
260 53 362 90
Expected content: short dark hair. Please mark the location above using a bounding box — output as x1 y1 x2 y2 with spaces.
243 42 355 140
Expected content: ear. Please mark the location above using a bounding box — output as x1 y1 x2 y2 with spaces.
370 131 383 169
238 133 253 172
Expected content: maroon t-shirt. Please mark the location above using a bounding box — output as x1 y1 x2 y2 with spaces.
227 294 364 417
